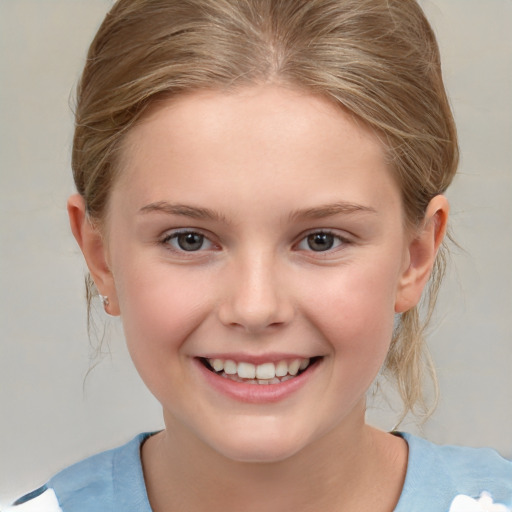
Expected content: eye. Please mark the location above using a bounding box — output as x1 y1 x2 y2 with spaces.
296 231 345 252
162 230 214 252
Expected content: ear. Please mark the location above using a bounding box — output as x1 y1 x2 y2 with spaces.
67 194 120 316
395 195 449 313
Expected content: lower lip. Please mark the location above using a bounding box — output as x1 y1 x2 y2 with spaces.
193 358 321 404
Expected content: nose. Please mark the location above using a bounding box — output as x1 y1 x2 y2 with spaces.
217 251 294 333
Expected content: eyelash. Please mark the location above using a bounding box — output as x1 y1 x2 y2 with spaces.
160 229 216 253
160 229 350 255
295 230 350 253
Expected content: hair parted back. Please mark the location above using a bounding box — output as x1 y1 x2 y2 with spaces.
73 0 458 419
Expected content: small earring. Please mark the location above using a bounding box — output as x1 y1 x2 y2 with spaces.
99 294 110 308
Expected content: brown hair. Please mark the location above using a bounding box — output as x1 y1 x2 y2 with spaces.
73 0 458 419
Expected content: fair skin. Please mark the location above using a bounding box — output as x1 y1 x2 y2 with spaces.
68 85 448 512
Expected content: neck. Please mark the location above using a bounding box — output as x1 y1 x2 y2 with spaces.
142 406 407 512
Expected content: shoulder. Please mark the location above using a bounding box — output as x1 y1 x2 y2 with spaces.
395 432 512 511
7 433 154 512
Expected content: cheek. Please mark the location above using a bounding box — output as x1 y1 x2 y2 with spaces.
113 264 220 408
299 264 398 354
113 260 214 364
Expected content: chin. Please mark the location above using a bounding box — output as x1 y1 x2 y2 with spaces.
205 426 308 464
218 442 302 464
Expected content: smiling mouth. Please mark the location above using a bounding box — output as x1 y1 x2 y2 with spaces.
199 357 322 385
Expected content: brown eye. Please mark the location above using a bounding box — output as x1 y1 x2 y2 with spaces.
306 232 335 252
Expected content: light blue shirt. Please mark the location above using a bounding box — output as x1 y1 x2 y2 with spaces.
394 433 512 510
10 432 512 511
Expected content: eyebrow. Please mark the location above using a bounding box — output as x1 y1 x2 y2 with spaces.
138 201 227 222
289 202 377 221
139 200 376 223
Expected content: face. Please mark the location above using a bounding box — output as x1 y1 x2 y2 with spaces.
100 85 415 462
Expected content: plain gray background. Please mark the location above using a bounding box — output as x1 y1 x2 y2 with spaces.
1 0 511 506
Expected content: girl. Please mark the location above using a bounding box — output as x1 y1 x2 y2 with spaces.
6 0 511 511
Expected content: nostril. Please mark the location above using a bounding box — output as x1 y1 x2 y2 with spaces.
217 275 295 332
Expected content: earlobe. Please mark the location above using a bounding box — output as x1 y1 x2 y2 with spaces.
67 194 120 316
394 195 449 313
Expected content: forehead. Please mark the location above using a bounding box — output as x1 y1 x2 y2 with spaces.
125 85 384 155
114 85 400 216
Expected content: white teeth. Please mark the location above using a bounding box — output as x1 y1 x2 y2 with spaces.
237 362 256 379
211 359 224 372
299 358 310 370
288 359 301 376
207 357 313 383
275 360 288 377
256 362 276 380
224 360 237 375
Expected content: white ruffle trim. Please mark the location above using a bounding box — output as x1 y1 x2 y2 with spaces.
450 492 511 512
4 488 63 512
